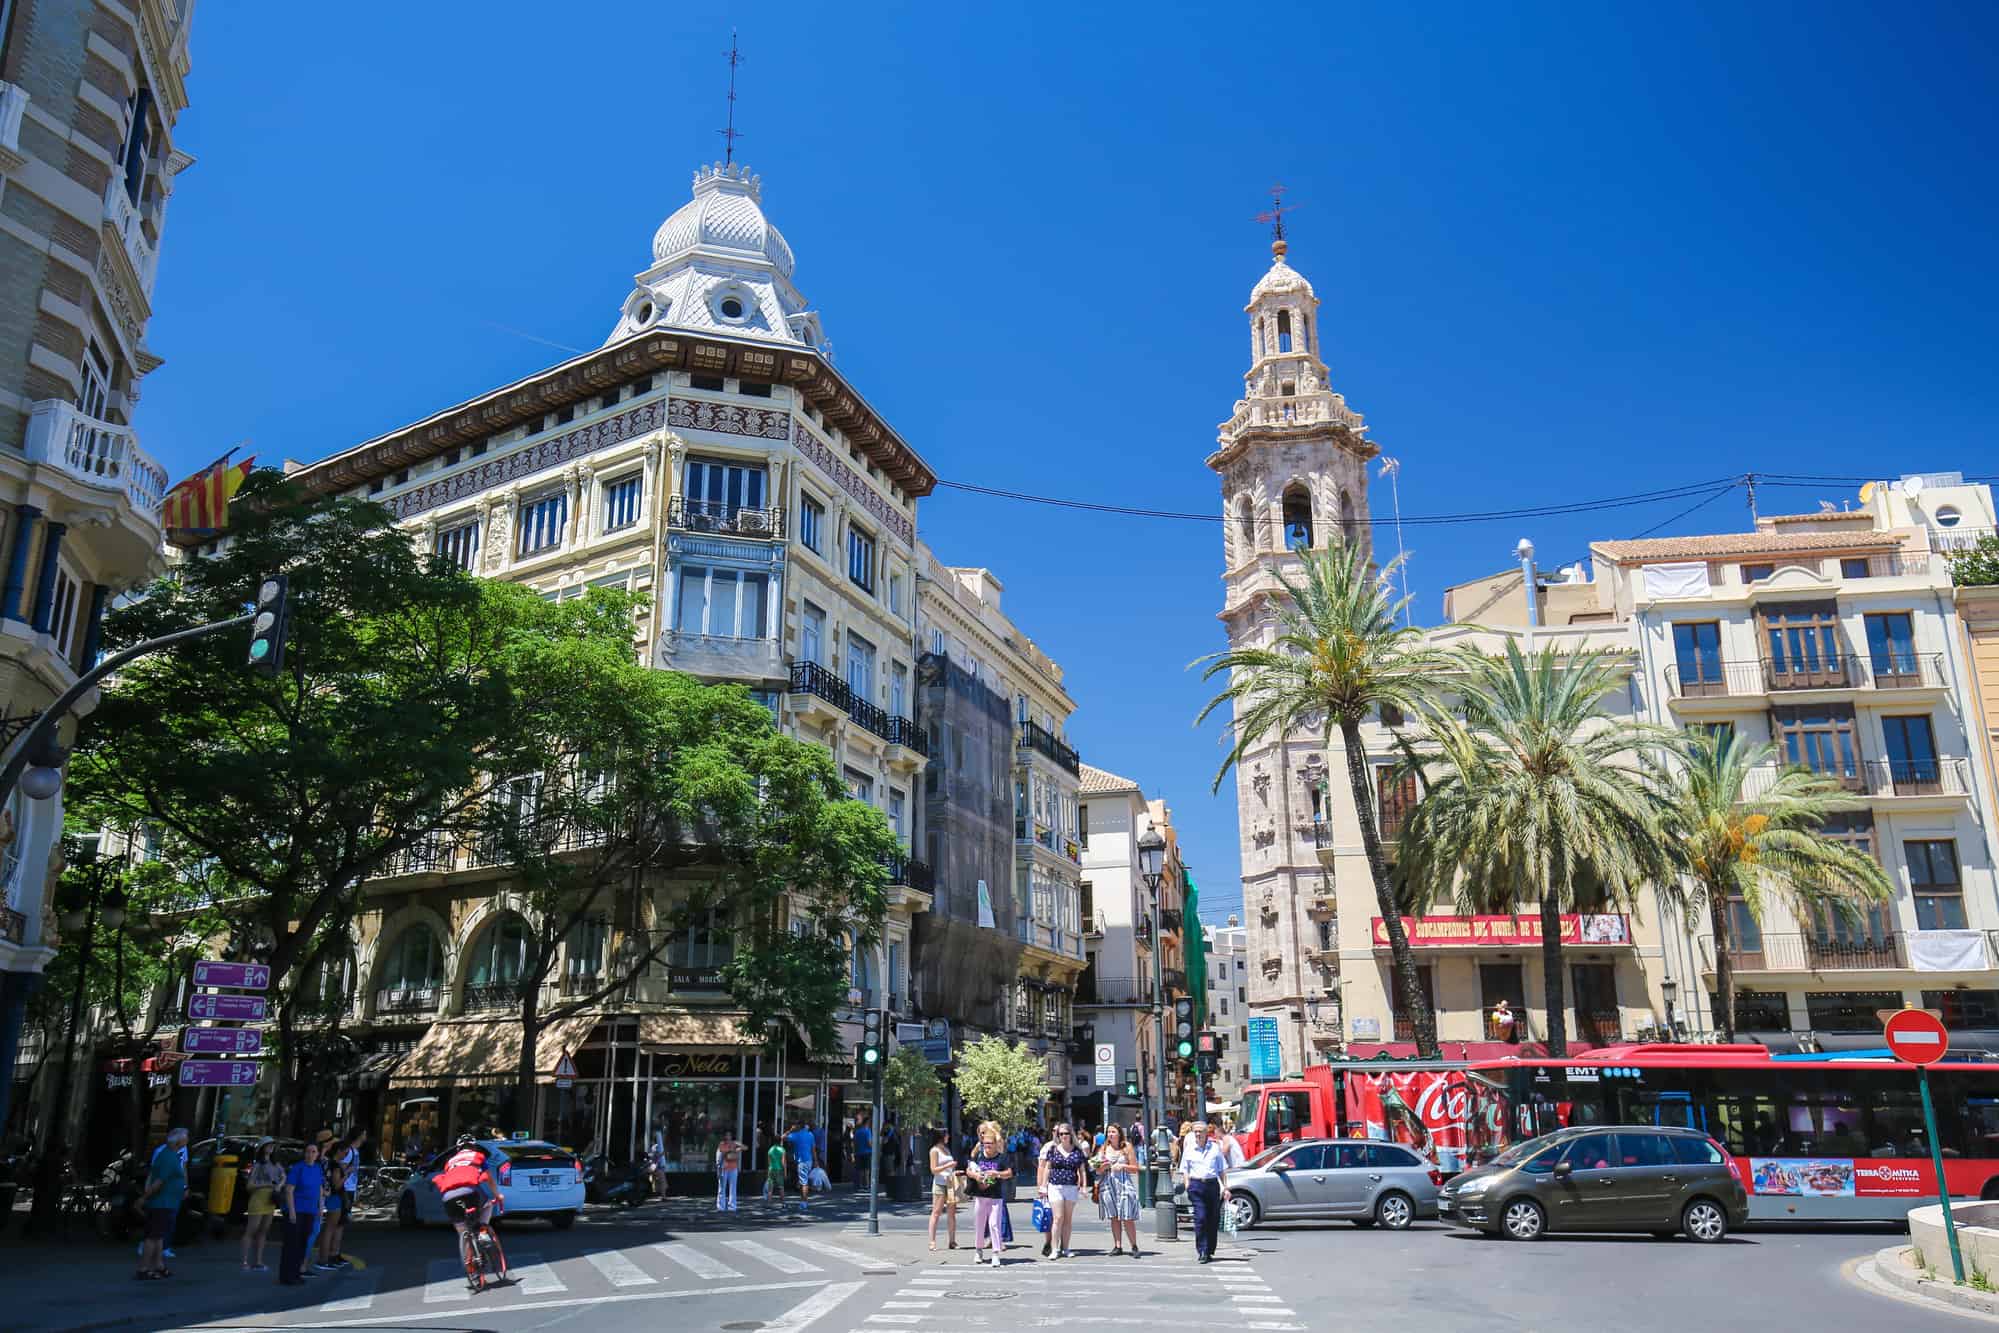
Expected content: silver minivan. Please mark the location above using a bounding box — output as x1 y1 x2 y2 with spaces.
1224 1138 1441 1230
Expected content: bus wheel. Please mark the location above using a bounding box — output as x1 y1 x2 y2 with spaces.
1981 1178 1999 1201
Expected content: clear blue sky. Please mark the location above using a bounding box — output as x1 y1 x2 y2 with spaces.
143 3 1997 923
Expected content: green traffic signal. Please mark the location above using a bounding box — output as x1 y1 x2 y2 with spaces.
1176 1039 1194 1058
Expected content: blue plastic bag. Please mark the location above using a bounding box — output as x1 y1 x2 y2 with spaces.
1031 1199 1052 1233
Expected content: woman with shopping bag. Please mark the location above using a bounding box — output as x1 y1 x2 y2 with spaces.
965 1122 1014 1266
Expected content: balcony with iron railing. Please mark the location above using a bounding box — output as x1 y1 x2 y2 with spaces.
787 661 898 743
1075 974 1155 1007
376 837 457 879
1738 757 1973 801
1665 653 1948 700
1693 930 1981 973
886 715 930 758
880 853 935 893
1016 720 1081 776
666 495 785 540
1925 525 1996 554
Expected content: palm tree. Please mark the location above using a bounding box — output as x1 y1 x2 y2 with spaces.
1652 729 1893 1042
1395 640 1673 1057
1194 542 1456 1058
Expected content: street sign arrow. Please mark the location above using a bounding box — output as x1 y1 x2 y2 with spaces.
192 961 271 990
182 1027 264 1055
187 993 266 1022
179 1059 261 1087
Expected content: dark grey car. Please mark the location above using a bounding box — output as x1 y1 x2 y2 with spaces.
1438 1125 1748 1242
1225 1138 1441 1230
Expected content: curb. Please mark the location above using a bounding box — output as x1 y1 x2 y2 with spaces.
1851 1245 1999 1321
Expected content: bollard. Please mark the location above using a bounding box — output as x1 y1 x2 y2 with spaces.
1152 1170 1178 1240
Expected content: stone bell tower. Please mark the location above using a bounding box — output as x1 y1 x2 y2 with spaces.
1208 218 1378 1076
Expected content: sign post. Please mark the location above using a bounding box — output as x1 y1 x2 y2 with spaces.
1883 1007 1964 1284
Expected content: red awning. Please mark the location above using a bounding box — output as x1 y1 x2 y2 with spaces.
99 1051 187 1075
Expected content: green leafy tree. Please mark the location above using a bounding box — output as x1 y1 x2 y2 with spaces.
882 1045 944 1137
475 593 897 1113
1193 543 1454 1057
67 475 579 1114
1947 533 1999 586
1651 730 1893 1041
1396 641 1674 1057
954 1035 1049 1133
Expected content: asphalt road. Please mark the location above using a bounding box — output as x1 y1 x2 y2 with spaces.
76 1199 1959 1333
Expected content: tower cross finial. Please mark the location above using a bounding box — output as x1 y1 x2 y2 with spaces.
1254 183 1298 259
720 30 745 165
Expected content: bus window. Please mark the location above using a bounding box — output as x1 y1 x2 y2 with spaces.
1963 1098 1999 1159
1262 1090 1313 1144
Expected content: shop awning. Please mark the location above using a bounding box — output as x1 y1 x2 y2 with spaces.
387 1015 600 1088
637 1011 763 1052
339 1050 405 1092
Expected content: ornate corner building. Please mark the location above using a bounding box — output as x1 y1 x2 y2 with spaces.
1208 233 1375 1078
0 0 190 1122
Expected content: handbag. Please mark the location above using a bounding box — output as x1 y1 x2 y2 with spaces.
1031 1199 1052 1233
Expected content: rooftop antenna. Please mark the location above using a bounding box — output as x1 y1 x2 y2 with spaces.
720 30 744 165
1253 182 1299 259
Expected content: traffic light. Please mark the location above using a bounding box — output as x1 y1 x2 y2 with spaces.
860 1007 884 1070
247 575 289 676
1196 1030 1220 1076
1173 997 1195 1059
1122 1067 1139 1099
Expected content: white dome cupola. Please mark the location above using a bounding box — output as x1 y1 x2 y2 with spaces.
605 162 829 356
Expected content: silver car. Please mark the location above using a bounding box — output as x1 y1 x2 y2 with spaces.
1224 1138 1441 1231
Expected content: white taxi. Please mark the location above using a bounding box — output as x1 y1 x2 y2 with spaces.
397 1138 585 1229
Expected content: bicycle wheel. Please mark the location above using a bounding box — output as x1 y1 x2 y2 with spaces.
478 1228 507 1282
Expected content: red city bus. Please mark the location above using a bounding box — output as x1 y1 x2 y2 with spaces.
1471 1043 1999 1222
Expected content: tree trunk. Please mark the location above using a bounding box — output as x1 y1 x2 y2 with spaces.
274 1000 297 1136
1540 892 1568 1058
1708 890 1735 1043
1341 719 1436 1057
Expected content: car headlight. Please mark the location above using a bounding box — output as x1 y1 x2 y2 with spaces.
1455 1177 1491 1196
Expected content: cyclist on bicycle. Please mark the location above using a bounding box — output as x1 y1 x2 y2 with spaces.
431 1135 503 1268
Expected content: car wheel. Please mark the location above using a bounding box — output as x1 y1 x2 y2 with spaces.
397 1194 419 1229
1375 1191 1415 1231
550 1210 576 1230
1225 1193 1259 1231
1682 1198 1728 1243
1500 1197 1546 1241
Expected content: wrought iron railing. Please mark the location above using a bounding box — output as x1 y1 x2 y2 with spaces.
1665 653 1946 698
1016 720 1080 775
375 986 440 1016
462 982 520 1013
887 715 930 756
1710 931 1915 971
880 854 935 892
666 495 785 539
1577 1010 1621 1046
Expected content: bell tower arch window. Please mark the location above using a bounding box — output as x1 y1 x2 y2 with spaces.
1338 490 1358 547
1276 311 1293 353
1255 319 1266 359
1235 496 1255 559
1282 485 1314 550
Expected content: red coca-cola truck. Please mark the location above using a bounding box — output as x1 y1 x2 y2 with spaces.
1227 1060 1505 1175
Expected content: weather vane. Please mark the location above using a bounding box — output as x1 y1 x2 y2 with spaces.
721 31 744 164
1254 182 1299 257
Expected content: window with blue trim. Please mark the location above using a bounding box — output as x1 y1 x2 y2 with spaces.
518 492 568 555
602 473 641 532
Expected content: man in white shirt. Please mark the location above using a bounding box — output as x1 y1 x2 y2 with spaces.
1177 1121 1232 1264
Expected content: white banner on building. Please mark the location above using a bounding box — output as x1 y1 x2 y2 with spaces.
976 879 996 929
1907 930 1987 972
1641 562 1711 599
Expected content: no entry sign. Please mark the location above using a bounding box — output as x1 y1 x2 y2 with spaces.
1884 1008 1949 1065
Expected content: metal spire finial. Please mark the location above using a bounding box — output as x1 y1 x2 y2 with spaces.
720 31 745 165
1254 182 1298 259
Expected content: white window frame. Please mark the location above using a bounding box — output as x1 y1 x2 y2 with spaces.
517 490 568 556
800 494 825 553
435 519 481 571
675 564 770 639
601 472 643 532
802 602 826 665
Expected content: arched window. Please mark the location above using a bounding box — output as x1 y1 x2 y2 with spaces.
465 913 532 1008
1282 485 1314 550
378 925 443 1010
1339 490 1359 547
1277 311 1293 354
1235 497 1255 559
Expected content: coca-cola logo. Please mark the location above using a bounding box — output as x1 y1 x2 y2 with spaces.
1410 1076 1471 1128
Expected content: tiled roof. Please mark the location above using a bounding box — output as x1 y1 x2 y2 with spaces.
1592 530 1901 562
1764 512 1873 525
1079 763 1141 795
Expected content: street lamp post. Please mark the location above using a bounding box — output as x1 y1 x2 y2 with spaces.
1661 977 1680 1041
1136 825 1174 1241
28 841 126 1231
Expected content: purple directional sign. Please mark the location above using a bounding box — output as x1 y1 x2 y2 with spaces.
182 1027 263 1055
187 993 266 1021
192 961 271 990
179 1059 261 1087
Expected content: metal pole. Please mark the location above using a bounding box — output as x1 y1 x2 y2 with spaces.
1149 880 1175 1241
1918 1066 1966 1284
29 893 97 1231
866 1051 883 1236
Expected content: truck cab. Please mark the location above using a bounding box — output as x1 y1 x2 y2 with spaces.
1232 1068 1341 1159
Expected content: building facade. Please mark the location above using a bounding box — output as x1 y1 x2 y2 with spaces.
1593 475 1999 1043
912 554 1086 1121
275 162 940 1173
1202 915 1249 1106
1074 765 1191 1128
0 0 190 1131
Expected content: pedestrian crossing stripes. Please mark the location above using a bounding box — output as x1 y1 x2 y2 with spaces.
653 1239 745 1279
787 1235 890 1267
316 1272 380 1311
421 1258 469 1304
584 1247 657 1286
509 1254 568 1295
723 1237 826 1274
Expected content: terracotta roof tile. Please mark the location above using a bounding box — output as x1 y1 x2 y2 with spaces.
1592 530 1901 562
1764 512 1873 525
1079 763 1141 795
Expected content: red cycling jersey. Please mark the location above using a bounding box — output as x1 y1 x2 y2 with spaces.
432 1147 494 1196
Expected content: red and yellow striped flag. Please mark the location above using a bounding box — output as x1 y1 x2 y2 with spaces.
160 455 254 532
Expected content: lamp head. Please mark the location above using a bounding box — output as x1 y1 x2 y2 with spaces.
1136 827 1167 884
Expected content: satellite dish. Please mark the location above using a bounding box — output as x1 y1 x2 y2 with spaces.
1900 475 1925 501
1858 482 1877 503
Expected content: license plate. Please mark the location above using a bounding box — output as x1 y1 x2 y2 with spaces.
531 1173 559 1190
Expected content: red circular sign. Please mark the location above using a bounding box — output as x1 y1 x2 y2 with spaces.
1884 1008 1950 1066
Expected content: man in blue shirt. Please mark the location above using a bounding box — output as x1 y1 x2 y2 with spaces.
785 1120 818 1210
136 1127 187 1279
852 1115 873 1190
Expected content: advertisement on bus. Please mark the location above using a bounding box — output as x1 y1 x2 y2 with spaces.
1342 1069 1502 1173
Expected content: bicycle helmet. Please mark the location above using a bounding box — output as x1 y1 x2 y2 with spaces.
455 1133 479 1149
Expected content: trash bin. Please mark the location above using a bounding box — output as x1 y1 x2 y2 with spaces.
207 1153 240 1218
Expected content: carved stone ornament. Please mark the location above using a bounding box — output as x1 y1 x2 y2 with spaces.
1250 764 1271 804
